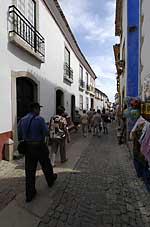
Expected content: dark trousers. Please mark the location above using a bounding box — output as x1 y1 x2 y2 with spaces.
25 142 54 199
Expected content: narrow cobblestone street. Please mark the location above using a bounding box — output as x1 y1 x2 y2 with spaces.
38 124 150 227
1 123 150 226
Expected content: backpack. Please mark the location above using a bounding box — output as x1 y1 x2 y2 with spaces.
49 115 66 139
102 113 109 123
81 114 88 124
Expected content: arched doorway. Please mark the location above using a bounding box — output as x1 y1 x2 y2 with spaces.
71 95 75 121
16 77 37 122
56 89 64 113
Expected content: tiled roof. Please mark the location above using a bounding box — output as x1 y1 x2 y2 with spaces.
95 88 108 98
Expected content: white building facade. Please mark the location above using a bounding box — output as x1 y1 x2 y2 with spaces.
114 0 127 109
0 0 96 159
95 88 109 111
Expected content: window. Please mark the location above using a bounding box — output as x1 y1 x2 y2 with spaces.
79 65 85 89
65 47 70 66
18 0 25 15
86 72 89 89
64 47 73 82
9 1 45 62
79 65 83 81
86 72 88 84
28 0 36 26
79 95 83 110
17 0 36 26
90 76 92 84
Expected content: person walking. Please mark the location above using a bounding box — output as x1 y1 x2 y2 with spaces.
92 109 102 136
101 108 109 134
87 108 93 132
49 106 68 166
119 116 126 144
80 110 88 137
17 102 57 202
59 106 71 143
73 110 81 131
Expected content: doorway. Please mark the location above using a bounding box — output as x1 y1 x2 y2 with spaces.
91 98 94 109
16 77 37 122
71 95 75 121
56 89 64 113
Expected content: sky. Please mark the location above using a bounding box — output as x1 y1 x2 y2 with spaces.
58 0 118 102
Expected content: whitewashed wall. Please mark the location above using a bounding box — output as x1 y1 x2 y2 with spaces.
95 99 103 111
0 0 95 135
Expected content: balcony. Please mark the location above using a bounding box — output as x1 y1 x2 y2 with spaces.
79 79 85 91
95 94 101 100
8 5 45 62
85 84 89 93
64 63 73 83
87 85 95 94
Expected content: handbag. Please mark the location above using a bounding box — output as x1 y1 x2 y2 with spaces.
17 140 28 154
17 116 35 154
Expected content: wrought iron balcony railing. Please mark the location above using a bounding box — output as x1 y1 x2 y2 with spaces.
86 84 89 91
9 5 45 60
87 85 95 93
64 63 73 82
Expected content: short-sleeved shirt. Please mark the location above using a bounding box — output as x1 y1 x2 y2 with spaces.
87 111 93 120
18 113 49 141
49 115 67 139
80 114 88 125
92 113 101 126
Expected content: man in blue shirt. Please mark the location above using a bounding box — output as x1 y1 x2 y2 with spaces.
18 102 57 202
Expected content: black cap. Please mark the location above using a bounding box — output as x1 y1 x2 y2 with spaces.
30 102 43 109
56 106 64 115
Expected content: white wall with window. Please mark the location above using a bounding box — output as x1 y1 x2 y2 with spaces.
86 72 88 83
79 95 83 111
64 47 70 66
0 0 96 158
17 0 36 26
95 89 104 111
0 0 96 125
86 97 89 110
79 65 84 89
117 0 127 106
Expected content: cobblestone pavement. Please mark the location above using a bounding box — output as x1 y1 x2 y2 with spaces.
0 157 45 211
38 124 150 227
0 132 80 212
0 158 25 211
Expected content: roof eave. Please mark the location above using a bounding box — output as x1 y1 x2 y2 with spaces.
43 0 97 80
115 0 122 36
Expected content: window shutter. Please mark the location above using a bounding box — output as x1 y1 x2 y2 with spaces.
28 0 35 26
17 0 26 15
